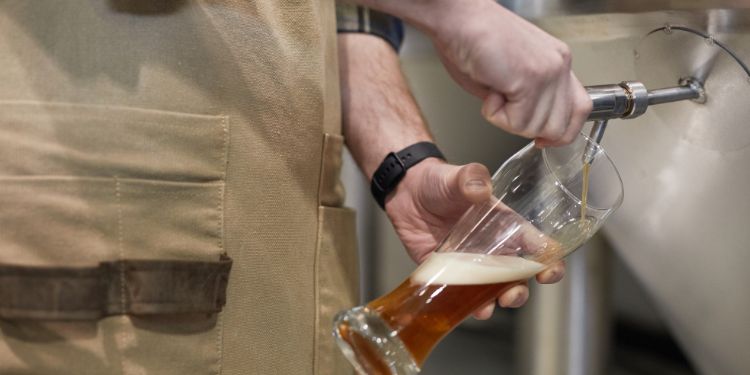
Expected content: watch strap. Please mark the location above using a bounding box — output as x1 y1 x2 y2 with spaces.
370 142 445 209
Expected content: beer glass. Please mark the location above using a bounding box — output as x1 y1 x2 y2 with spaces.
333 133 624 374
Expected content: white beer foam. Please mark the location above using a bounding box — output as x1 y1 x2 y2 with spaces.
412 252 545 285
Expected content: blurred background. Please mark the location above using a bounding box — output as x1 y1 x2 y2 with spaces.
342 1 750 374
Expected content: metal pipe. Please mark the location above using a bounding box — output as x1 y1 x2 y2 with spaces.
648 78 706 104
583 120 608 165
647 86 700 104
586 79 704 121
589 120 608 144
582 79 705 152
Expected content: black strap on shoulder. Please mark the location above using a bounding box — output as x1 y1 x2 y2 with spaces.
0 255 232 320
370 142 445 209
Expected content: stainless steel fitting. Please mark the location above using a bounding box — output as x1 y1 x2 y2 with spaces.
581 78 705 164
585 79 703 121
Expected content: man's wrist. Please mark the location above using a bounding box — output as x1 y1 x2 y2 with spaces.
385 157 444 213
370 142 445 209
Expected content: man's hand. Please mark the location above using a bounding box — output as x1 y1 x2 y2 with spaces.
431 2 592 146
384 158 566 319
339 31 565 316
353 0 592 147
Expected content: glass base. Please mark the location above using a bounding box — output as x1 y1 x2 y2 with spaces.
333 306 420 375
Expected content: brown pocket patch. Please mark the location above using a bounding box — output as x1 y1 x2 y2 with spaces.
0 256 232 320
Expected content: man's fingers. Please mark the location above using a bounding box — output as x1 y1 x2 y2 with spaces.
536 260 566 284
496 70 589 148
498 282 529 308
504 89 548 138
482 92 511 130
478 263 565 316
541 73 574 142
485 85 546 138
562 73 593 144
537 73 591 147
472 300 496 320
481 92 505 120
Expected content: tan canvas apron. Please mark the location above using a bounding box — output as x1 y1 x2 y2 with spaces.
0 1 358 374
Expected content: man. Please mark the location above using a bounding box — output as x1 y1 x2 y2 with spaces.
0 0 590 374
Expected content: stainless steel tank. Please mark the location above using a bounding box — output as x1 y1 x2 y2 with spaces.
504 1 750 374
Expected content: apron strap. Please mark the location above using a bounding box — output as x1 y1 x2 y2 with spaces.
0 256 231 320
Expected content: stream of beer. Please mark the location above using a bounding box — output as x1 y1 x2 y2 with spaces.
581 163 591 219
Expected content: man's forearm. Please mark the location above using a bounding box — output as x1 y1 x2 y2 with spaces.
344 0 591 145
339 33 435 179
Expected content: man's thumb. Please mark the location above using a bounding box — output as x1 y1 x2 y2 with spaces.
454 163 493 204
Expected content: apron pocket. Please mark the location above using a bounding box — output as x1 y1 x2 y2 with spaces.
0 101 228 181
0 101 230 315
0 101 228 267
0 101 229 374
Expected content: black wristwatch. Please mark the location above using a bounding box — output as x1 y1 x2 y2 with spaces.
370 142 446 209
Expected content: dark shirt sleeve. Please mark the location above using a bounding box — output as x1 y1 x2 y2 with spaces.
336 3 405 53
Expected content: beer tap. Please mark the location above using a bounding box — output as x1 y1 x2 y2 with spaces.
581 78 706 164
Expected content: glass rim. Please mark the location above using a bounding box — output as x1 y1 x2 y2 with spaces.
541 132 624 213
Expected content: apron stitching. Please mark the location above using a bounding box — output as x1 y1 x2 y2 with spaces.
313 210 322 374
214 312 225 375
219 115 229 181
214 184 225 374
114 176 127 375
217 116 228 254
114 176 126 312
216 181 225 253
312 134 328 373
214 115 229 373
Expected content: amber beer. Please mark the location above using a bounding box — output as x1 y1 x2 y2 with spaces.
336 218 594 373
581 162 591 219
344 252 545 370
